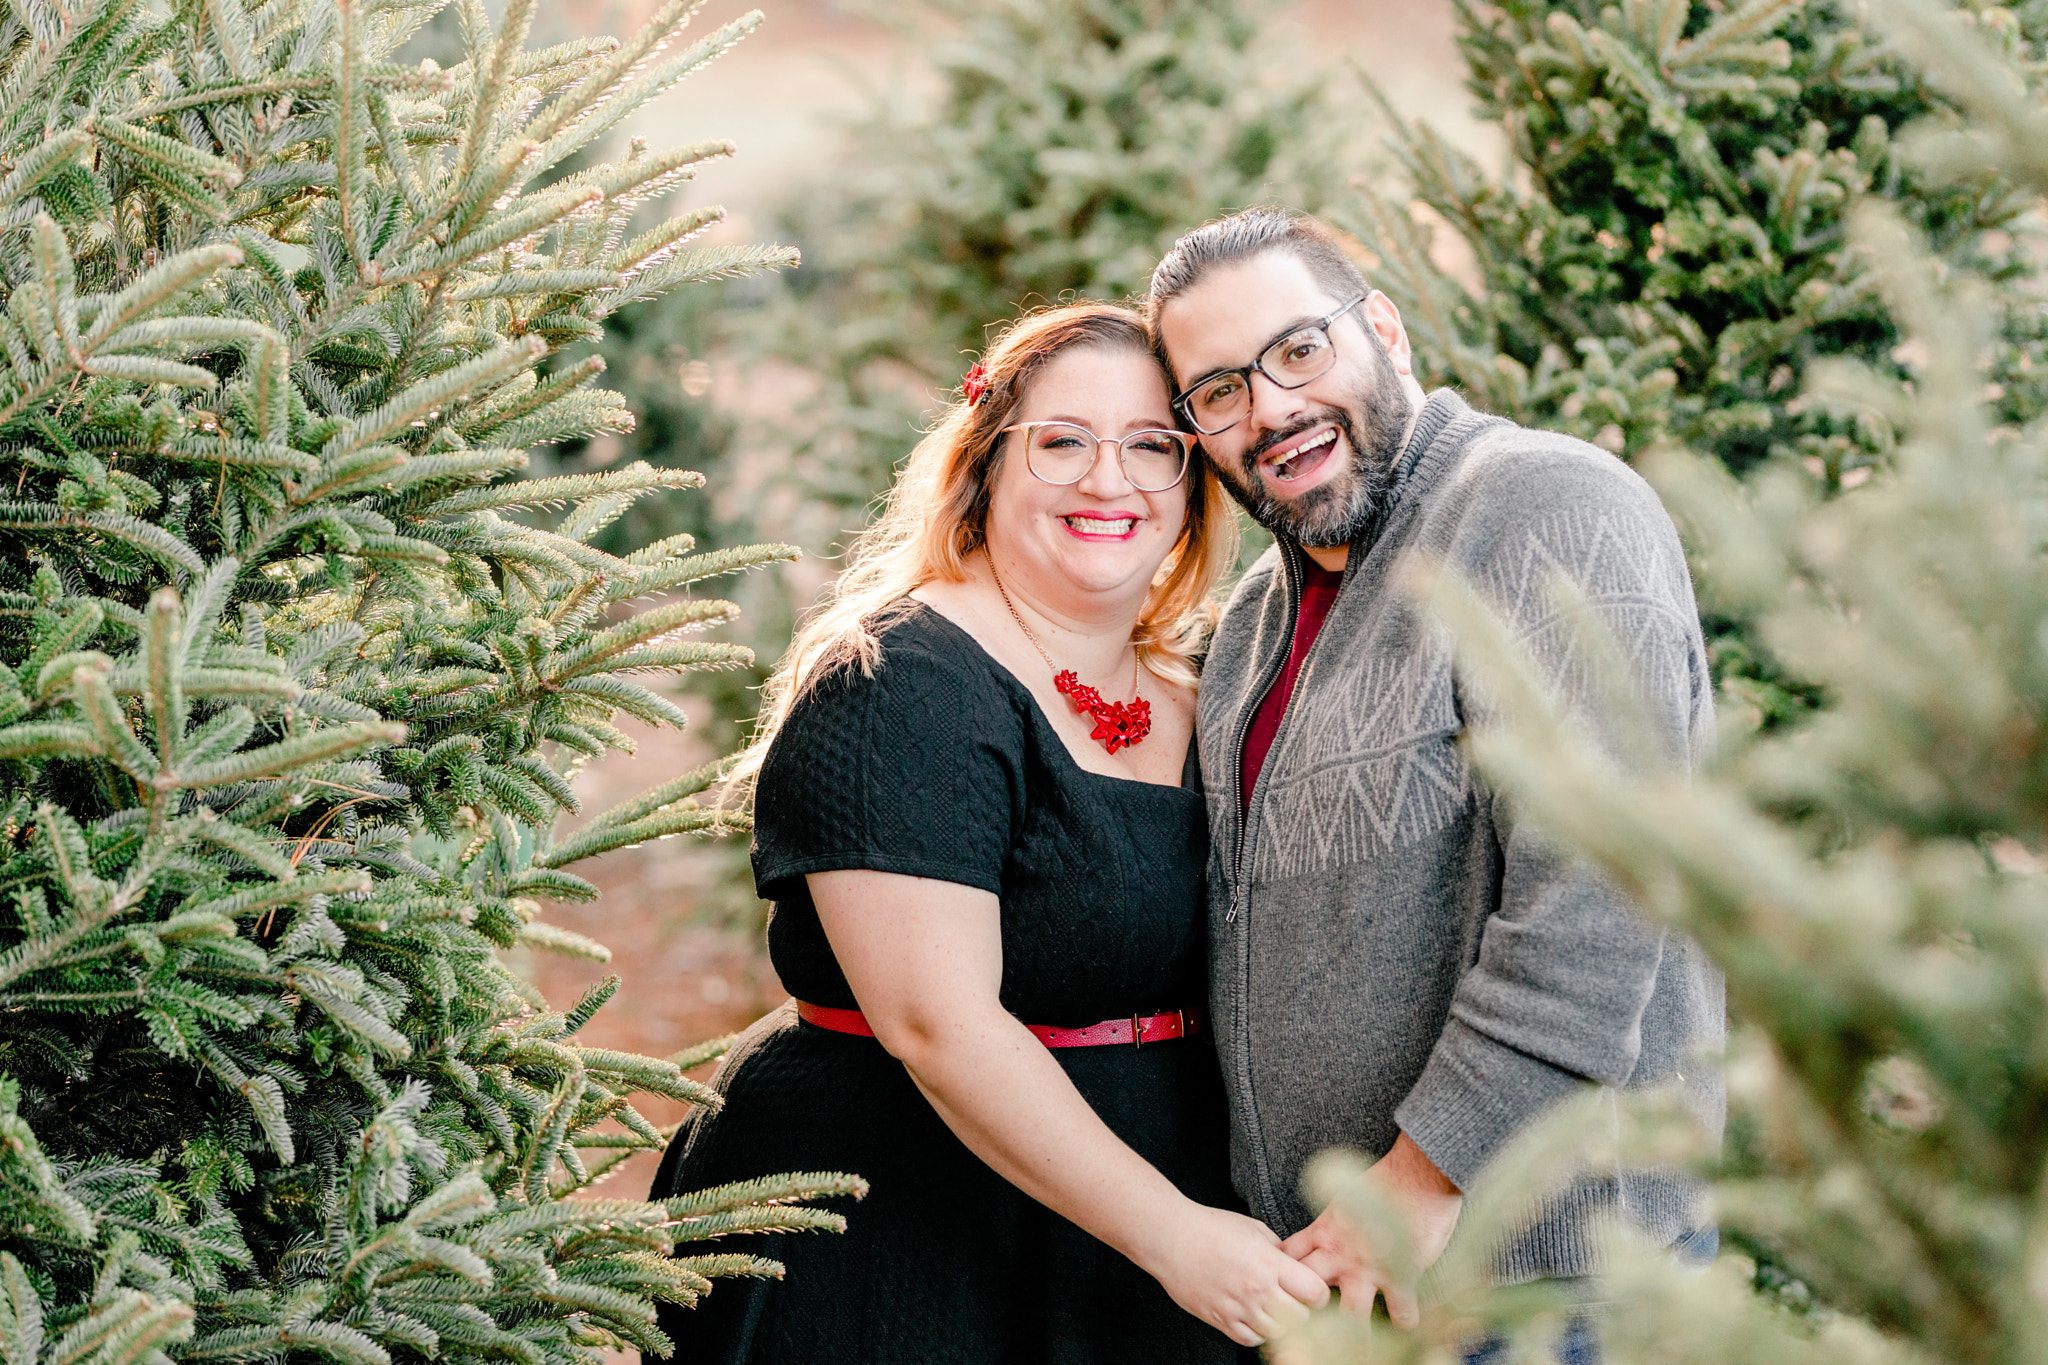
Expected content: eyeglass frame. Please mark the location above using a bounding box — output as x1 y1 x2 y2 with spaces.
997 421 1194 492
1170 293 1370 435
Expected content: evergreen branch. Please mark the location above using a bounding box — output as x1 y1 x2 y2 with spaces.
125 74 332 118
0 132 90 211
662 1172 867 1219
532 13 764 174
0 504 204 573
449 269 621 301
663 1205 848 1241
666 1252 784 1281
666 1033 736 1072
541 597 735 682
325 341 544 457
385 186 600 283
555 675 690 728
456 354 604 442
589 242 798 318
177 721 405 788
83 245 245 350
538 804 736 869
180 868 371 922
620 542 800 598
517 920 609 961
77 355 219 388
418 464 701 515
0 722 103 760
73 665 156 780
87 117 244 191
581 757 729 832
520 0 713 147
558 141 732 207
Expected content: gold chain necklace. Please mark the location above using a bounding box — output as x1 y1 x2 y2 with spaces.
986 556 1152 754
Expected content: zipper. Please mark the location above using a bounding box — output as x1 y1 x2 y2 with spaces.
1226 543 1306 922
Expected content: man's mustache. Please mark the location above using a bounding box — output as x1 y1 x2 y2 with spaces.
1240 410 1353 476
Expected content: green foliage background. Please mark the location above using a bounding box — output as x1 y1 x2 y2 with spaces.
0 0 860 1362
1293 3 2048 1363
1349 0 2048 725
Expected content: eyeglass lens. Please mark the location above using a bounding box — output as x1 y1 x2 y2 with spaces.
1186 324 1339 432
1021 423 1190 491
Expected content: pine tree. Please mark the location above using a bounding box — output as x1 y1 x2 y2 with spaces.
0 0 860 1362
1289 3 2048 1363
1348 0 2048 723
759 0 1352 548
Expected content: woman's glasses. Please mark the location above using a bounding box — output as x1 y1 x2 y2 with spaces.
1000 422 1193 492
1171 294 1367 435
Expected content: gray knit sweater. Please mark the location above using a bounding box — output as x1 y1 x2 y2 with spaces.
1200 390 1725 1282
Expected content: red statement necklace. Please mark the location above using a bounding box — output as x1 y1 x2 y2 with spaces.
988 560 1152 755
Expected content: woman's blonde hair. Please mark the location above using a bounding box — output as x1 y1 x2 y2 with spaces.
733 301 1238 793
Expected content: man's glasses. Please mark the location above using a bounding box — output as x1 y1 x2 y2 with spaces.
1000 422 1193 492
1171 294 1368 435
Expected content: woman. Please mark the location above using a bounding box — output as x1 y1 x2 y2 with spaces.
649 303 1328 1362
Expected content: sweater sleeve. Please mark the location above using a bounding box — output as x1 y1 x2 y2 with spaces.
1392 443 1716 1192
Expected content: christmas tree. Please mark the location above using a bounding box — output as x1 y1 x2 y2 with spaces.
1290 3 2048 1362
759 0 1352 551
1349 0 2048 723
0 0 859 1362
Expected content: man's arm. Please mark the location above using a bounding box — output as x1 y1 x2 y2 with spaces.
1296 447 1715 1315
1395 463 1711 1191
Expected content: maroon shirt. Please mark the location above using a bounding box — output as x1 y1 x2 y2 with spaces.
1238 558 1344 813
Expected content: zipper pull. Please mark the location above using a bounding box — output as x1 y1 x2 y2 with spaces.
1226 881 1243 923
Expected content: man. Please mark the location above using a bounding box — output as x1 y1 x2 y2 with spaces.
1148 210 1724 1329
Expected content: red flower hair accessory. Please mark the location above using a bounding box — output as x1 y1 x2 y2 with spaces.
961 362 990 407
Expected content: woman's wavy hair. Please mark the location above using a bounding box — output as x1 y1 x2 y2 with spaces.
731 301 1238 796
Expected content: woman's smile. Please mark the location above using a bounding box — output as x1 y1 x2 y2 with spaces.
1059 510 1143 540
985 344 1190 614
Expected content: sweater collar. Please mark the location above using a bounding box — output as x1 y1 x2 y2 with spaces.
1270 388 1472 578
1387 388 1470 504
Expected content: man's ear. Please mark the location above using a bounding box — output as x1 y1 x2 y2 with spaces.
1364 291 1415 378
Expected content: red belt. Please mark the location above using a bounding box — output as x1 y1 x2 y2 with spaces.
796 1000 1205 1049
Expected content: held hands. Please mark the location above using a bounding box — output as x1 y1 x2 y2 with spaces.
1139 1202 1331 1348
1282 1132 1463 1329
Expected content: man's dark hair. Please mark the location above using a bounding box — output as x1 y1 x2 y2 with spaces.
1146 209 1370 329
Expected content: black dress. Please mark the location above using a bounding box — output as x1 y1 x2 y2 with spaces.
648 602 1242 1364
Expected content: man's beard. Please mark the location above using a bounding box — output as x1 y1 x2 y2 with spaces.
1215 334 1413 548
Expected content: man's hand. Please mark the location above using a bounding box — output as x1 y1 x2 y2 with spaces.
1281 1131 1463 1328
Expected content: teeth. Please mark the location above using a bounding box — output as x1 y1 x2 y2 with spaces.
1270 428 1336 482
1064 516 1134 535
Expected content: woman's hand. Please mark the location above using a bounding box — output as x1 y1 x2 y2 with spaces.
810 868 1327 1347
1133 1202 1331 1347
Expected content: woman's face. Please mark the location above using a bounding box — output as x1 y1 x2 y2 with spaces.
983 345 1191 613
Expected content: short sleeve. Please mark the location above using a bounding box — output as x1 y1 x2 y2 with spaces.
751 616 1025 903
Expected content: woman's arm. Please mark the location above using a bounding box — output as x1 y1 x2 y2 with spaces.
810 868 1328 1347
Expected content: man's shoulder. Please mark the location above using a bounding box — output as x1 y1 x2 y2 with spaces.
1425 413 1679 552
1447 418 1663 523
1424 413 1697 620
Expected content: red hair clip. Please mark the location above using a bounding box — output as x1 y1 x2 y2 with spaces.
961 362 989 407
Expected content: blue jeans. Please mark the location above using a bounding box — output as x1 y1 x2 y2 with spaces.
1460 1314 1599 1365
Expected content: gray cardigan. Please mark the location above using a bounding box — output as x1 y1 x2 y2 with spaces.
1199 390 1725 1282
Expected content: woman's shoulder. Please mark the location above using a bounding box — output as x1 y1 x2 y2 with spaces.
806 599 999 698
776 601 1024 754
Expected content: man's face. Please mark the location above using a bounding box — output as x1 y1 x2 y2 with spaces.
1157 252 1416 548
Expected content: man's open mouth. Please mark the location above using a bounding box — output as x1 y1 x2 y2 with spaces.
1265 427 1339 484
